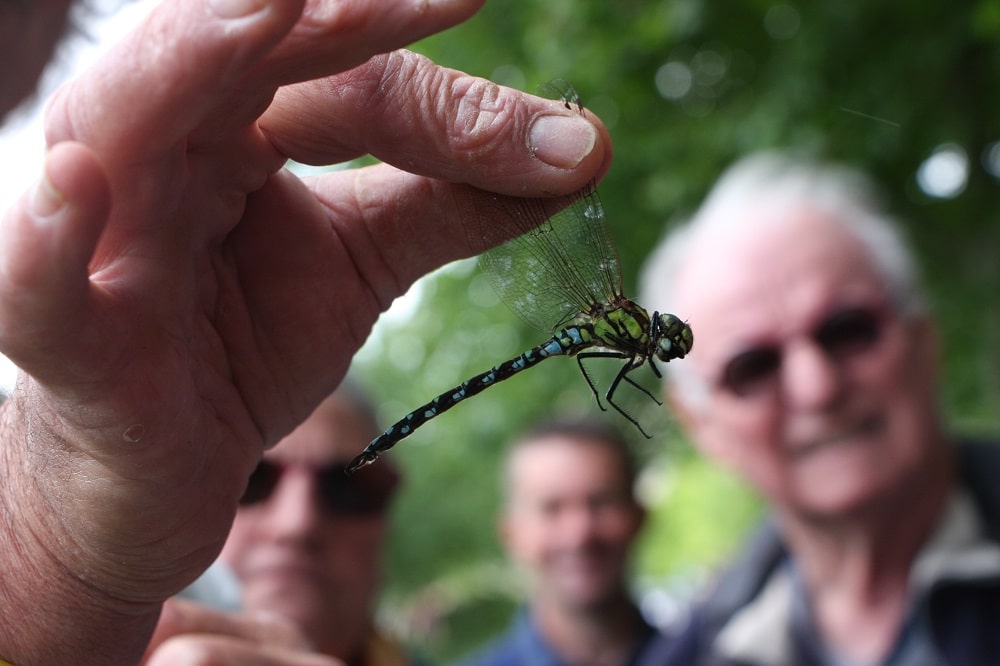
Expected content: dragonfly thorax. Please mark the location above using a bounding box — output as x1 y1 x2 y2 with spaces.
586 301 655 351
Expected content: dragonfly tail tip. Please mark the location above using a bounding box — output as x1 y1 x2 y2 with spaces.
344 450 377 476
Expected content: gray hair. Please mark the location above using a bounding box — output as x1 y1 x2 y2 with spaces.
639 151 926 403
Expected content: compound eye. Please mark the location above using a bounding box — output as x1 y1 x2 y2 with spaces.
656 337 676 361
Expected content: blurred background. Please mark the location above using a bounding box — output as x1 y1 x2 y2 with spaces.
4 0 1000 662
363 0 1000 661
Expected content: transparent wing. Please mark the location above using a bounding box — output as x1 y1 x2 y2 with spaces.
466 180 623 332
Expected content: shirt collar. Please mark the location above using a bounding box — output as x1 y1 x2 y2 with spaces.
713 487 1000 665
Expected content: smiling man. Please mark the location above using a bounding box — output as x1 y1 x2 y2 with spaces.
638 152 1000 665
460 418 659 666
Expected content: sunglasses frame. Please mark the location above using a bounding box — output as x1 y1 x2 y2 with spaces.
715 304 889 399
239 459 398 516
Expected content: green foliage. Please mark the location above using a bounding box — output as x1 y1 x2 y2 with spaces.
634 448 762 580
351 0 1000 661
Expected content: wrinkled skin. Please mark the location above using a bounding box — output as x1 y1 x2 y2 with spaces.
0 0 611 663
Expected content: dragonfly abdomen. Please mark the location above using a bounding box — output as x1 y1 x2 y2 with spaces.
346 326 595 473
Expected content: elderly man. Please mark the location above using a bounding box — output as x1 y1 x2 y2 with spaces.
639 152 1000 665
199 383 418 665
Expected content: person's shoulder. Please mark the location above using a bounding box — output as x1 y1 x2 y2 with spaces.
452 636 519 666
452 614 540 666
636 522 787 666
697 517 786 615
634 615 705 666
956 438 1000 530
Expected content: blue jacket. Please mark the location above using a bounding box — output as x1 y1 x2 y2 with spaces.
458 607 660 666
640 439 1000 666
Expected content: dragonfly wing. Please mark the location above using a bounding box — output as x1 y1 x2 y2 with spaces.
467 185 623 332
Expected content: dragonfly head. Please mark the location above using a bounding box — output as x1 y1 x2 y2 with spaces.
653 313 694 362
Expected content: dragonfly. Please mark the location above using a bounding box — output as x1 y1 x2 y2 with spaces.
347 82 692 474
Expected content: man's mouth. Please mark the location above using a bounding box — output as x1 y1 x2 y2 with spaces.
789 413 885 459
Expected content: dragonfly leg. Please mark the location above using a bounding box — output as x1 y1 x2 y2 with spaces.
577 352 662 409
575 352 623 411
576 352 663 404
620 372 663 406
575 350 661 426
604 360 654 439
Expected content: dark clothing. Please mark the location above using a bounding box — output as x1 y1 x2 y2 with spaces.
641 439 1000 666
458 607 660 666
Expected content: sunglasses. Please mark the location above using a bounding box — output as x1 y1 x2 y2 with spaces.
239 459 398 516
717 306 886 398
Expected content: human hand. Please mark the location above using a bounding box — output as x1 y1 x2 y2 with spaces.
142 599 342 666
0 0 610 663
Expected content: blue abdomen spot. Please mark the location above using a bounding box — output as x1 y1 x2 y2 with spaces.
542 340 563 355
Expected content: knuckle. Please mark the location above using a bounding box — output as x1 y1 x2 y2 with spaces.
367 51 519 160
445 76 518 158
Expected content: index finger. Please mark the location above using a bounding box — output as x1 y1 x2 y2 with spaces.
44 0 306 155
262 51 613 197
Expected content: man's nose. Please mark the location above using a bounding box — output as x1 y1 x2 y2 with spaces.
554 503 606 547
259 469 324 537
781 339 843 410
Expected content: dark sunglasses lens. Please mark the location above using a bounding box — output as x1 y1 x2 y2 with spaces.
815 308 881 357
721 347 781 397
240 461 281 506
318 466 392 516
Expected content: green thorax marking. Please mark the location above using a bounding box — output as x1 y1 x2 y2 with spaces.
583 302 652 349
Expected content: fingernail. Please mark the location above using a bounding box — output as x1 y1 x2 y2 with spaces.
30 172 66 219
529 115 597 169
209 0 269 19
